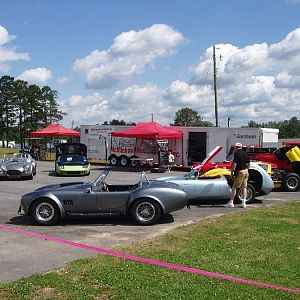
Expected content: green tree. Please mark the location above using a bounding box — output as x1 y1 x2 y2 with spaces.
0 75 65 145
0 76 16 147
41 86 64 125
172 108 213 127
13 79 29 147
103 119 136 126
247 116 300 138
247 120 260 128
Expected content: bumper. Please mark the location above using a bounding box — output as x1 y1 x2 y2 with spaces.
56 166 90 176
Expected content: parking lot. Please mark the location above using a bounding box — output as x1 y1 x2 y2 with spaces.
1 161 299 283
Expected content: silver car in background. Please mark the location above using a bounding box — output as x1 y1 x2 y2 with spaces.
0 153 37 180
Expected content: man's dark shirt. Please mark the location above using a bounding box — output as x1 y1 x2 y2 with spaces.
233 149 250 171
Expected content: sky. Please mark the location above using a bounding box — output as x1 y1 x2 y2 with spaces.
1 0 300 129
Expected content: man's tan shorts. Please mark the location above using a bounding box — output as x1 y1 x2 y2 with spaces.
233 169 249 188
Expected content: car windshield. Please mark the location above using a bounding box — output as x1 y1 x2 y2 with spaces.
92 169 109 190
58 155 87 163
10 153 27 162
14 153 27 159
183 169 199 179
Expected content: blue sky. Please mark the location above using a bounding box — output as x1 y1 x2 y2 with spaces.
1 0 300 128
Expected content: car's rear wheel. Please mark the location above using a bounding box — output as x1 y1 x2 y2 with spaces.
30 198 60 225
282 173 300 192
236 183 256 203
130 198 162 225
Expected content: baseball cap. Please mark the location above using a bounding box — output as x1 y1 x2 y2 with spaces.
235 142 243 148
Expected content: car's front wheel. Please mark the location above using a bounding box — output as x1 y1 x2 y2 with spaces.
130 198 162 225
30 198 60 225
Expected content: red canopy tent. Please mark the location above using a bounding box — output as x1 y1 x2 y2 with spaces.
111 121 182 139
30 123 80 137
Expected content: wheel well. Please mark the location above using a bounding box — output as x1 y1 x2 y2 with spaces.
29 197 63 218
128 197 164 214
248 169 262 191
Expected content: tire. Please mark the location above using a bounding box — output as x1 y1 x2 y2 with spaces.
119 155 129 167
33 167 37 176
282 173 300 192
130 155 139 167
30 198 60 225
109 154 118 166
236 183 256 204
130 198 162 225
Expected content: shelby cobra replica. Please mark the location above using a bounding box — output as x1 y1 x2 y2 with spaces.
0 153 37 180
18 169 188 225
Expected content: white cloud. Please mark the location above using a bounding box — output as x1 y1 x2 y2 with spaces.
60 84 177 126
56 76 70 85
17 67 52 85
59 93 110 125
0 25 30 71
187 28 300 126
63 27 300 128
73 24 186 89
0 25 15 46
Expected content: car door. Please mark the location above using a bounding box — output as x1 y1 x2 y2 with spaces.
57 188 98 213
95 191 130 213
170 179 196 199
194 178 221 200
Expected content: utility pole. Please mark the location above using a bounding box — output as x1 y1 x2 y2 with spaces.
213 45 218 127
227 117 231 127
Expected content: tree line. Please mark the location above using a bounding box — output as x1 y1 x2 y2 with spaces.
0 75 64 147
246 117 300 139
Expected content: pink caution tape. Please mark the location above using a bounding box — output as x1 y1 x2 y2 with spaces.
1 224 299 294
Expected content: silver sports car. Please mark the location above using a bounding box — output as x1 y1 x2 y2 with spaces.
0 153 37 180
18 169 188 226
155 170 232 201
155 162 273 204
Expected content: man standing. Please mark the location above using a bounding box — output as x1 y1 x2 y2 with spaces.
226 142 250 208
168 150 175 172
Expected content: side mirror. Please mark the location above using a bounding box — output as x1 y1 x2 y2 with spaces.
86 187 92 193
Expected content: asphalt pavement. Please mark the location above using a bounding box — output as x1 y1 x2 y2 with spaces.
0 161 299 283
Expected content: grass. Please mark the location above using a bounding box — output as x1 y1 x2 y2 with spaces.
0 201 299 300
0 147 56 160
0 148 19 158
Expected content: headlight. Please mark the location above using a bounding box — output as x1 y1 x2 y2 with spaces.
259 164 268 172
83 165 89 168
24 164 31 171
59 165 64 169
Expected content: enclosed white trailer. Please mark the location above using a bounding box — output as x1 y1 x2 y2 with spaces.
80 125 279 166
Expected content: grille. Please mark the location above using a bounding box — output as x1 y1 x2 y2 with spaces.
65 171 83 175
7 170 22 176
